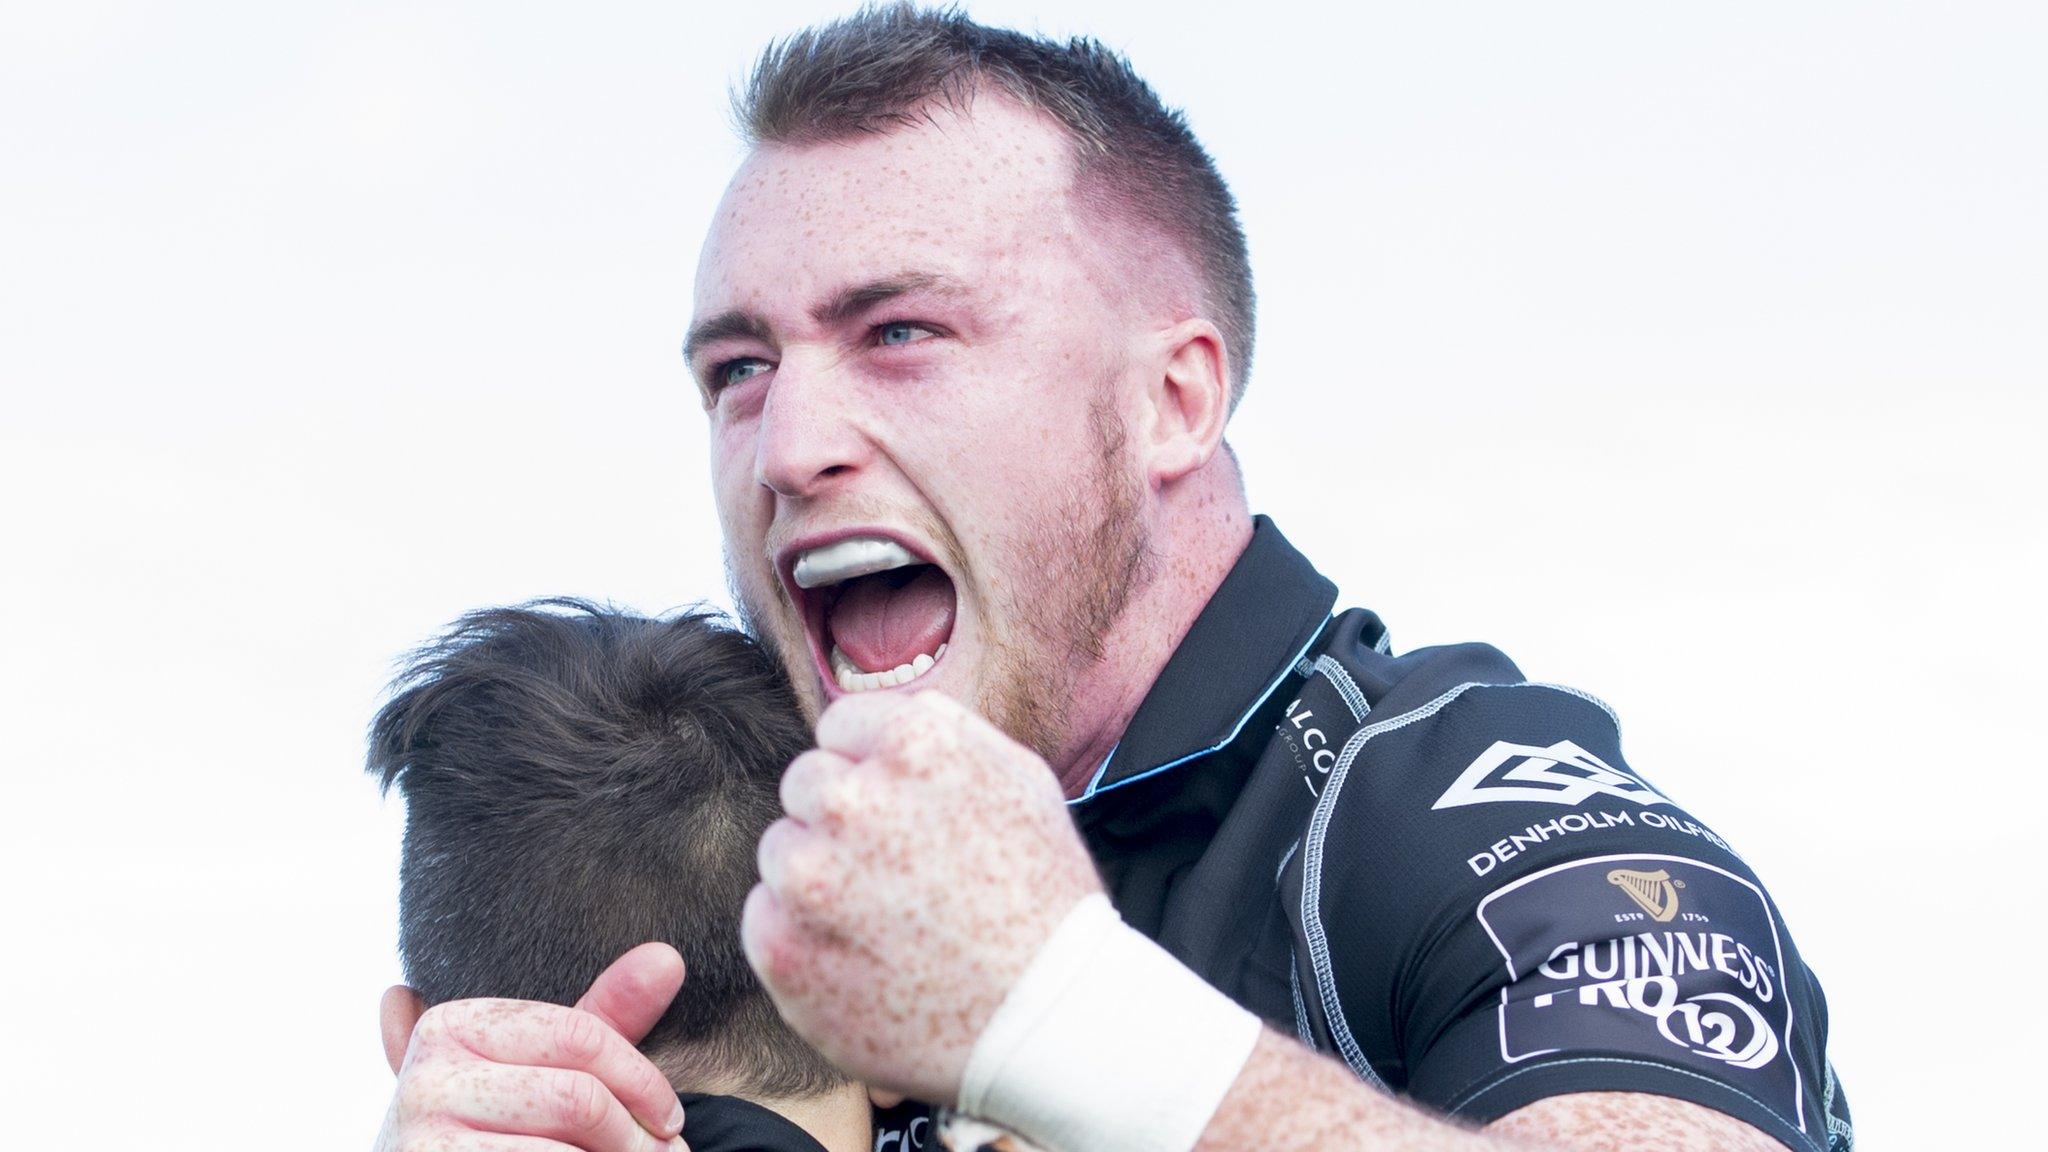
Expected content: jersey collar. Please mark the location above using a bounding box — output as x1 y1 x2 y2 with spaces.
1072 515 1338 804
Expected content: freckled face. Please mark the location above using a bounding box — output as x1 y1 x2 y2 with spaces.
689 98 1150 761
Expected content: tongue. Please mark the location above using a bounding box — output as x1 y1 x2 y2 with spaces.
828 566 956 673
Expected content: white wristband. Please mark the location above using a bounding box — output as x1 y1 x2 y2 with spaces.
957 893 1263 1152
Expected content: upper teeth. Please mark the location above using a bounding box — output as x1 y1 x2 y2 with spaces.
793 537 921 589
832 642 947 694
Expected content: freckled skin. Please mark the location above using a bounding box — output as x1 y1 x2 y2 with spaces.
747 691 1102 1103
693 96 1227 790
373 91 1783 1152
705 95 1792 1152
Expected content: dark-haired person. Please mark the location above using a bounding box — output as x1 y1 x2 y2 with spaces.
368 602 902 1152
373 7 1852 1152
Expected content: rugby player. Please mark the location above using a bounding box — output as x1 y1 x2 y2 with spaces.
372 7 1853 1152
367 602 895 1152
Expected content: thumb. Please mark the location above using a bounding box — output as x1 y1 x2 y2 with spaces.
575 942 686 1044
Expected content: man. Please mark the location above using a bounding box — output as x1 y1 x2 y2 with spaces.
367 602 888 1152
374 8 1852 1152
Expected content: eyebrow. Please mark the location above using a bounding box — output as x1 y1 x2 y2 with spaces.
809 271 970 328
682 310 773 365
682 271 974 365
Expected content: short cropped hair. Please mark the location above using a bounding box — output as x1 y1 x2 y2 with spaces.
737 3 1257 406
367 600 843 1098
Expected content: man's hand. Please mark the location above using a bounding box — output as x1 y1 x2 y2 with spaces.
374 943 689 1152
742 690 1104 1103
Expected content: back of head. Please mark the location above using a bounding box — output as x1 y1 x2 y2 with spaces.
737 2 1256 406
367 599 844 1099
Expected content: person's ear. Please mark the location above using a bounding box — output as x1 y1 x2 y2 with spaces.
1141 318 1231 486
379 984 426 1075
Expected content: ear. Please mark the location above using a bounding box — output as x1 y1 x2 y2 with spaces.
379 984 426 1076
1140 318 1231 486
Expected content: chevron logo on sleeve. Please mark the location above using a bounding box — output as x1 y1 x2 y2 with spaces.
1432 740 1673 809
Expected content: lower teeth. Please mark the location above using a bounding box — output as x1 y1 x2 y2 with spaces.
832 642 948 693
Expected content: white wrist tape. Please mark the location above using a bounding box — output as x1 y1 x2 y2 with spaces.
957 893 1263 1152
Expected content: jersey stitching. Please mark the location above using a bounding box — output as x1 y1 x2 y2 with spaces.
1289 947 1315 1047
1313 654 1369 721
1299 681 1622 1095
1445 1056 1821 1152
1533 682 1624 740
1275 838 1301 885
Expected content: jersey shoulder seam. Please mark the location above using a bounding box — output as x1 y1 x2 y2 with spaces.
1296 680 1626 1090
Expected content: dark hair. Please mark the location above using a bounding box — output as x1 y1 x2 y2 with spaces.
367 599 843 1098
737 3 1257 406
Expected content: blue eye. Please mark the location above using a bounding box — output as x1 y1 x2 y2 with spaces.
720 359 771 389
877 322 935 347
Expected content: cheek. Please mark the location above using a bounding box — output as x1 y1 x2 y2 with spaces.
709 422 764 530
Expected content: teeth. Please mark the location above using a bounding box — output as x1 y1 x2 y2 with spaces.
831 642 948 694
794 537 922 589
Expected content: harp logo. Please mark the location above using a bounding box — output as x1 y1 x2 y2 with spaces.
1478 855 1805 1125
1433 740 1671 810
1608 867 1685 922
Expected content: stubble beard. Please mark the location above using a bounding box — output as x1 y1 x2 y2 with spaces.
978 394 1154 767
729 396 1154 762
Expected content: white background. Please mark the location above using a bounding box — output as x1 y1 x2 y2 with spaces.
3 2 2040 1147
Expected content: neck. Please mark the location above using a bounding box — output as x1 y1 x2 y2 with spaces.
736 1081 872 1152
1051 459 1252 797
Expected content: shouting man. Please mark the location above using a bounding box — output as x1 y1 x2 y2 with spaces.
374 8 1851 1152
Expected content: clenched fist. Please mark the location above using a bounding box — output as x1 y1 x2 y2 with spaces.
742 690 1105 1103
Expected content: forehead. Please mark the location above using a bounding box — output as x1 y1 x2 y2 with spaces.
695 97 1083 310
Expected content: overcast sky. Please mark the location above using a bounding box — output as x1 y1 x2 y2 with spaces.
3 2 2041 1147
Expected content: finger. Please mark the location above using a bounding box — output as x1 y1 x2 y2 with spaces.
779 748 855 825
812 690 915 759
431 1062 686 1152
754 816 808 895
869 1086 906 1109
739 882 800 992
575 946 689 1138
405 1133 680 1152
576 942 685 1045
424 998 684 1141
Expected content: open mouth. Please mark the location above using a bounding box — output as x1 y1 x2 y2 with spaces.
790 535 957 694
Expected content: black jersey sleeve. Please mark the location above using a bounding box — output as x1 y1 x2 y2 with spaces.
1281 666 1852 1151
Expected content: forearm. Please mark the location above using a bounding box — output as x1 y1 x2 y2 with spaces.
1193 1030 1512 1152
1194 1031 1783 1152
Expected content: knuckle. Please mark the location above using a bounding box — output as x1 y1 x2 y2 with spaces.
411 1002 456 1048
632 1062 675 1112
782 842 829 899
554 1006 605 1064
757 817 795 876
548 1068 611 1133
819 771 864 820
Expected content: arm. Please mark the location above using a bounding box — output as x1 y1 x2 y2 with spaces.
1199 1030 1780 1151
745 692 1791 1152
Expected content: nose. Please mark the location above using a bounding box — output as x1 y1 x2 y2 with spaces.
754 352 871 499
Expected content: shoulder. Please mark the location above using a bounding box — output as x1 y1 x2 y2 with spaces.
1278 614 1842 1149
1305 611 1662 828
1298 613 1741 907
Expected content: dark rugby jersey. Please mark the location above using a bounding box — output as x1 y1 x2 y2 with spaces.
1068 517 1854 1152
676 1093 828 1152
